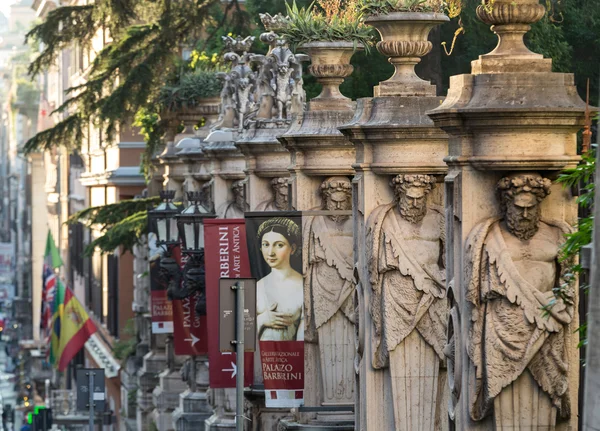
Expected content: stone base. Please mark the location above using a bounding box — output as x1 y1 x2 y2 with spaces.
173 390 213 431
278 418 354 430
152 408 174 431
204 413 236 430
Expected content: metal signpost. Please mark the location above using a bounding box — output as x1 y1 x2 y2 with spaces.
219 278 257 431
76 368 105 430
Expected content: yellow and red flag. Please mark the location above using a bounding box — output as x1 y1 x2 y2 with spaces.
57 287 97 372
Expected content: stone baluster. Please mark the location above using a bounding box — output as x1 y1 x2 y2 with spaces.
339 8 450 431
278 37 363 431
428 0 586 429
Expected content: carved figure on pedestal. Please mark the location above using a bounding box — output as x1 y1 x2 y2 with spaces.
252 34 307 121
217 180 249 219
214 36 257 131
257 177 293 211
304 177 355 406
465 173 574 427
366 174 447 431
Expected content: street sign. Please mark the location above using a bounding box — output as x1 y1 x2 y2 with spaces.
219 278 257 352
76 368 105 412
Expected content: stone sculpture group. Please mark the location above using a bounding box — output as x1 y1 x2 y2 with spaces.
149 1 586 430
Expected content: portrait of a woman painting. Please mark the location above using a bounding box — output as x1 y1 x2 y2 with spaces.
253 217 304 341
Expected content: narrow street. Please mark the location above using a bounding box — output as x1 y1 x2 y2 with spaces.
0 340 19 431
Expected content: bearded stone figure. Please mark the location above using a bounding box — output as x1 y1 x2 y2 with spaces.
216 180 249 219
303 177 355 407
465 173 574 428
367 174 447 431
256 177 293 211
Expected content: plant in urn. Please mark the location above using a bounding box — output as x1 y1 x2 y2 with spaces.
360 0 449 96
282 1 372 111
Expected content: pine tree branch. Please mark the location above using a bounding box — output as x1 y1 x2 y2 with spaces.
84 210 149 255
22 114 85 154
25 0 220 155
67 196 161 229
26 5 96 77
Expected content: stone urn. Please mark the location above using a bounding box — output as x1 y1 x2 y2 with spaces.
365 12 449 97
301 41 363 111
474 0 549 73
177 96 221 135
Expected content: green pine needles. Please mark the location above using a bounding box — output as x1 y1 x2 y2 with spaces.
23 0 220 155
67 196 161 256
281 1 373 50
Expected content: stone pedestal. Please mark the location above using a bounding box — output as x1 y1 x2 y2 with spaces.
338 11 450 431
237 121 294 210
152 366 188 431
278 43 360 427
428 1 585 429
583 141 600 430
204 388 236 430
137 342 167 431
172 359 213 431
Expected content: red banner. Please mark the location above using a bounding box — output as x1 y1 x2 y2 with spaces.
260 341 304 407
244 212 305 407
149 238 174 334
204 219 254 388
173 293 209 355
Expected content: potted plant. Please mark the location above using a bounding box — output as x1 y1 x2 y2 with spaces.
358 0 450 96
158 51 226 133
281 1 373 111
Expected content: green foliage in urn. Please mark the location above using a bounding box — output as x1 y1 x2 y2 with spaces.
358 0 446 15
158 51 226 111
281 1 373 50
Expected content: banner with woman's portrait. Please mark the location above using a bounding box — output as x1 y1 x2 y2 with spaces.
245 212 304 408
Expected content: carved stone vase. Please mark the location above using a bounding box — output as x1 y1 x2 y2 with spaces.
300 41 362 111
177 96 221 135
473 0 549 73
364 12 449 96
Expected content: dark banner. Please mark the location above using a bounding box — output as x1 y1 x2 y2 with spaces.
244 212 304 407
204 219 253 388
150 234 174 334
172 254 209 355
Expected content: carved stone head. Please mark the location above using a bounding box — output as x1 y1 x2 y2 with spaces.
200 181 214 213
497 173 551 241
232 180 247 211
391 174 436 224
321 176 352 222
271 177 290 211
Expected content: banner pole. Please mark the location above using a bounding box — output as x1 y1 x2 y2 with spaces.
234 280 245 431
88 371 95 431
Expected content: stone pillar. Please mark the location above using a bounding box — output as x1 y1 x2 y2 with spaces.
428 1 585 429
278 41 361 430
152 337 188 431
235 26 307 212
583 138 600 430
339 10 450 431
138 333 167 431
173 357 213 430
233 26 309 431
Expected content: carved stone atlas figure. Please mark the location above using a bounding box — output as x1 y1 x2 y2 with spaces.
256 177 292 211
366 174 447 431
216 180 249 219
303 177 355 407
465 173 574 427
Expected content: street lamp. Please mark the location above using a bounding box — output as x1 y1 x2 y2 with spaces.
174 191 215 315
149 190 180 247
148 190 181 297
